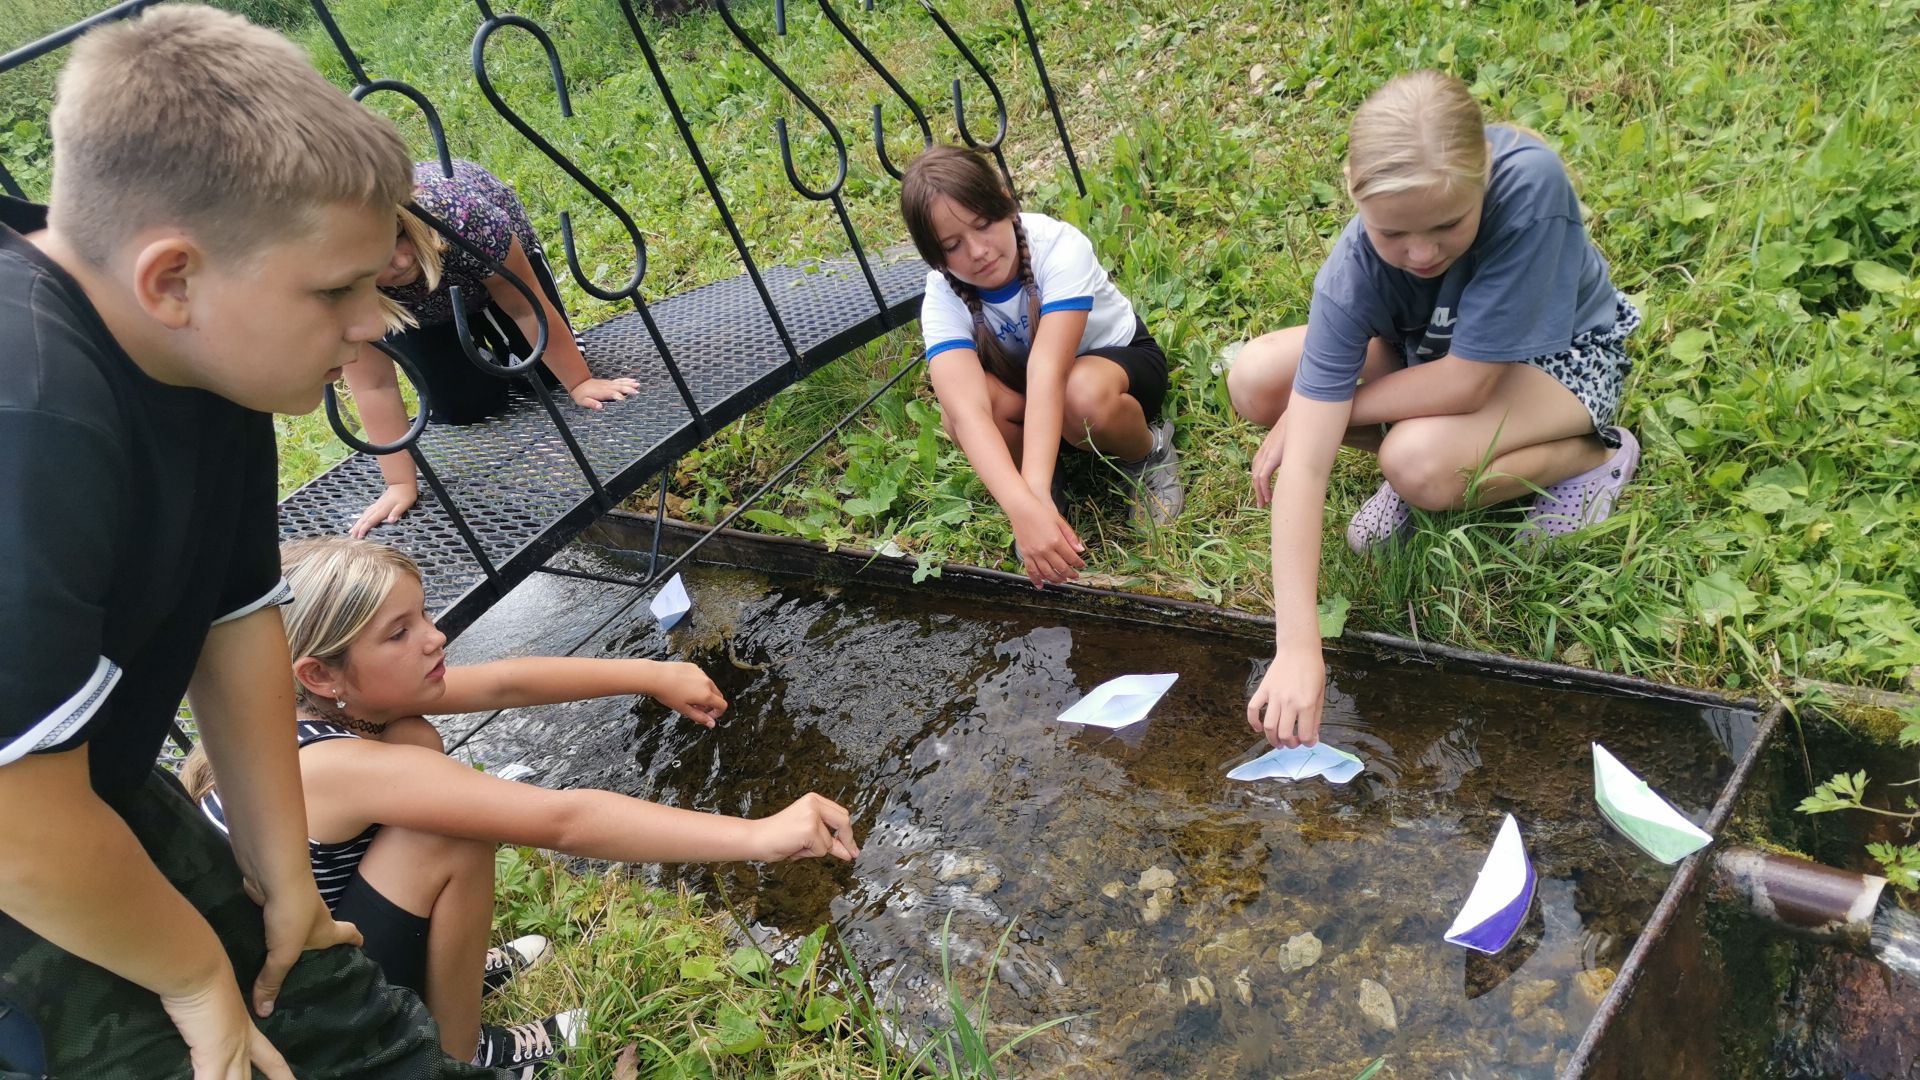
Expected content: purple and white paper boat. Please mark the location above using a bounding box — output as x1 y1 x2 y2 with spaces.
1444 814 1537 954
650 573 691 630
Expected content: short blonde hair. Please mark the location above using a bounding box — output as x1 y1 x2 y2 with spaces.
1345 70 1490 203
48 4 413 266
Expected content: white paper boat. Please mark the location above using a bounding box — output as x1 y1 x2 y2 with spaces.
1592 743 1713 865
650 573 691 630
1227 743 1364 784
1056 673 1178 729
1444 814 1536 954
490 762 537 783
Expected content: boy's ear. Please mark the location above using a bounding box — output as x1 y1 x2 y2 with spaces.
292 655 338 700
129 235 202 331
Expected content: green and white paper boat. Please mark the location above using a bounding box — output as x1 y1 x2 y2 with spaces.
1591 742 1712 865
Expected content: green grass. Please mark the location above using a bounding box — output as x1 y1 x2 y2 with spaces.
10 0 1920 1067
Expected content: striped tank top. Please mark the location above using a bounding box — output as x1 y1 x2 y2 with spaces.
198 719 381 913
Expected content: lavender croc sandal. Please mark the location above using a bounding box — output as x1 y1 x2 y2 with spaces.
1518 427 1641 543
1346 480 1415 556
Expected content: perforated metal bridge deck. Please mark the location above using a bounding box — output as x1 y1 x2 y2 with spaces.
278 251 927 633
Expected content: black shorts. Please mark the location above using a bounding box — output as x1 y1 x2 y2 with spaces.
385 246 572 426
1082 317 1169 423
332 874 431 998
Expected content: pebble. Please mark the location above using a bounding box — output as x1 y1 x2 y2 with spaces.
1184 975 1216 1007
1100 880 1127 900
1138 866 1178 893
1511 978 1559 1021
1277 932 1324 973
1359 978 1397 1032
937 854 987 883
1143 886 1174 925
1568 967 1617 1013
1231 968 1254 1007
973 871 1002 895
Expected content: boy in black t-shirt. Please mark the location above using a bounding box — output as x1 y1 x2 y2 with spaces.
0 7 504 1078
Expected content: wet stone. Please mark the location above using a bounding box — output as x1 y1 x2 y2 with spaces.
1277 932 1324 973
974 871 1003 895
1359 979 1397 1032
1231 968 1254 1007
937 854 988 882
1138 866 1178 893
1143 887 1175 925
1568 967 1617 1013
1511 978 1559 1021
1100 880 1127 900
1184 975 1215 1007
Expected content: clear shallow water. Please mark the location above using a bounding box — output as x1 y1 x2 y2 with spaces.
456 563 1753 1079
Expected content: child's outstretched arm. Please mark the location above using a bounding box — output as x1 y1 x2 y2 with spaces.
340 344 419 538
438 656 727 726
1247 395 1350 749
928 351 1085 588
304 740 859 864
484 236 639 411
1014 308 1090 502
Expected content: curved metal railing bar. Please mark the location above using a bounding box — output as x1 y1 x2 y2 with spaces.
1010 0 1085 197
713 0 889 323
468 10 710 441
915 0 1011 190
321 342 504 589
309 0 595 579
816 0 932 180
615 0 803 369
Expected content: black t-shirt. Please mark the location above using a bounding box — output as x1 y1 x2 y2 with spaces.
0 196 287 795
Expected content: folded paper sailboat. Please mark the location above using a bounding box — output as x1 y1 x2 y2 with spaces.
1226 743 1364 784
650 573 691 630
1592 742 1713 865
1444 814 1536 954
1056 673 1178 729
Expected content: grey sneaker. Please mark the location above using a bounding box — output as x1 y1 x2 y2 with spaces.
1118 418 1183 528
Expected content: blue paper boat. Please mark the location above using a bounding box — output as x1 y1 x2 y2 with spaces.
650 573 691 630
1444 814 1536 954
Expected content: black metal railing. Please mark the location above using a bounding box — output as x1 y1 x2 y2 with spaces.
2 0 1088 623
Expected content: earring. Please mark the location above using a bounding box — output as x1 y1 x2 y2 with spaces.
335 698 346 709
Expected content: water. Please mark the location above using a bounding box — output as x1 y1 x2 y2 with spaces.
1870 902 1920 982
455 563 1752 1079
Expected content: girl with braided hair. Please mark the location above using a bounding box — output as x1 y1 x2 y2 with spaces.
902 145 1181 589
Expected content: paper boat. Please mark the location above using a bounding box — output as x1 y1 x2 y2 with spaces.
1056 673 1178 729
650 573 691 630
1444 814 1536 954
1592 743 1713 865
1227 743 1364 784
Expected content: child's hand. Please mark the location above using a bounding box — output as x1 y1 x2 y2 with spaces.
750 792 860 862
1247 644 1325 748
1250 412 1289 508
648 660 727 727
1008 496 1084 589
350 482 418 538
569 377 642 410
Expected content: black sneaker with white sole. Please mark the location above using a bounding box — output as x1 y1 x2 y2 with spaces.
482 934 553 997
472 1009 583 1077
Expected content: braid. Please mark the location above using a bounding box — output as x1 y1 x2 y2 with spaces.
1011 214 1042 352
946 266 1023 391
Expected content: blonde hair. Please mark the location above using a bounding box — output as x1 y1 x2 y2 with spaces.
1345 70 1491 203
181 537 422 801
48 4 413 267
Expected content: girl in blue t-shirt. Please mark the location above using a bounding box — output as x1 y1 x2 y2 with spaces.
901 145 1182 589
1229 70 1642 749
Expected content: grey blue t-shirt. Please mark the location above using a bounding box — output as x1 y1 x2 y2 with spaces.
1293 125 1619 404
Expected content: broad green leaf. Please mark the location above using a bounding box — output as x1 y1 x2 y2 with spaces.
712 1004 765 1055
727 946 771 981
678 956 723 982
1689 571 1758 625
1318 595 1350 638
1667 329 1712 365
1853 260 1910 294
1809 237 1851 266
798 995 847 1032
1617 120 1646 157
